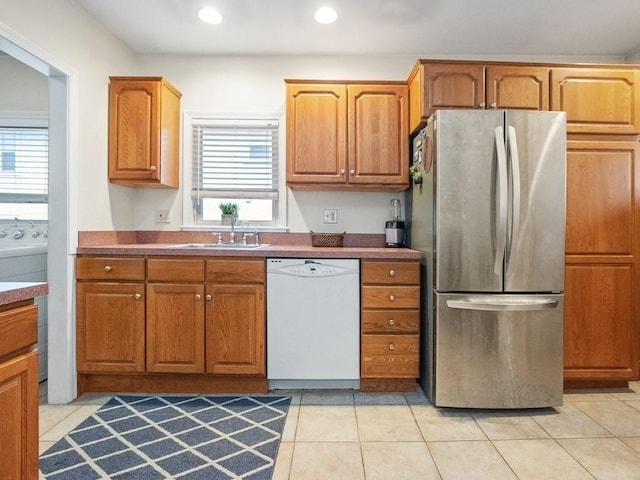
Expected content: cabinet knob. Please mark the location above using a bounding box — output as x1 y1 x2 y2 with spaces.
389 319 395 326
479 102 486 108
195 294 201 300
150 165 157 171
349 169 355 175
340 169 346 175
389 343 395 351
490 102 497 108
389 269 395 277
206 294 212 301
389 295 395 301
104 265 112 272
134 293 141 300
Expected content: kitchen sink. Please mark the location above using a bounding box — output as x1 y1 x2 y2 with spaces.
166 243 269 249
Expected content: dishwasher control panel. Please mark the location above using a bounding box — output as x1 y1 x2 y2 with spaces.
267 258 359 277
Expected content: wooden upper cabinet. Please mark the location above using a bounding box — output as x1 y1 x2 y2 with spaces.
551 67 640 134
286 83 348 185
408 61 551 134
486 66 550 111
108 77 182 188
286 80 409 191
347 84 408 187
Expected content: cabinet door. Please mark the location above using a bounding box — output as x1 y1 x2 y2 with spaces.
286 83 348 185
421 63 485 117
0 351 38 480
76 282 145 372
347 84 409 187
486 66 550 110
146 283 205 373
564 141 640 382
108 77 181 187
551 67 640 134
205 284 265 375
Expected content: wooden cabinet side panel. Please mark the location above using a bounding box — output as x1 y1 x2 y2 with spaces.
551 68 640 134
286 83 348 184
159 81 181 188
205 284 265 375
0 351 38 480
347 84 409 186
564 264 637 379
146 284 205 373
566 142 638 255
486 66 550 110
76 282 146 373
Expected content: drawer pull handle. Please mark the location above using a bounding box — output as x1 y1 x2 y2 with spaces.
195 294 201 300
134 293 141 300
206 294 212 301
389 269 395 277
389 295 395 301
388 319 395 326
104 265 112 272
389 343 395 351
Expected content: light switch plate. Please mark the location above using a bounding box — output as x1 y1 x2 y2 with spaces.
156 208 171 223
323 209 338 224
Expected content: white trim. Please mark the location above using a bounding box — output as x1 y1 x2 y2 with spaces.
0 22 79 404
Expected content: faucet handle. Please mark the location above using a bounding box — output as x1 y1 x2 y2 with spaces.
211 232 222 244
242 232 254 245
254 231 260 245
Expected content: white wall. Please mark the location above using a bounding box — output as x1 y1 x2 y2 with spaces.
626 48 640 64
0 54 48 110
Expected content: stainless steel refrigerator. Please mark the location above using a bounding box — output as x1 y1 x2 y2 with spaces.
408 109 566 408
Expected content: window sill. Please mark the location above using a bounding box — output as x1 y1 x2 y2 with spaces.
180 225 289 233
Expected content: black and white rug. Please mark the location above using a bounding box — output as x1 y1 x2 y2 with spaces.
40 394 291 480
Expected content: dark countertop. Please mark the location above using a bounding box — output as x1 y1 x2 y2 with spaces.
0 282 48 306
76 243 422 260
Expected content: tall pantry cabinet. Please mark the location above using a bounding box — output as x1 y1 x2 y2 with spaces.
555 66 640 386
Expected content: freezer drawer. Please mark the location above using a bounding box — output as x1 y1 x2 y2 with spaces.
434 293 563 408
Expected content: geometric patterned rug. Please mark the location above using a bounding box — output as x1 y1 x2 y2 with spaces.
39 395 291 480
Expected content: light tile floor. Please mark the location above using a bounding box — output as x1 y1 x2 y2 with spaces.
39 381 640 479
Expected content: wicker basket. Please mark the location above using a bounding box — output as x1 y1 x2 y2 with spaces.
311 231 345 247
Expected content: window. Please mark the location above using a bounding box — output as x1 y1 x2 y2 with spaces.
0 125 48 220
188 116 281 226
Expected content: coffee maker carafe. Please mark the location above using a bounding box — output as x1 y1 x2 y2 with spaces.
385 199 405 247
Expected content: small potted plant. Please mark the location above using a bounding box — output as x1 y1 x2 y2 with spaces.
219 202 238 226
409 164 423 185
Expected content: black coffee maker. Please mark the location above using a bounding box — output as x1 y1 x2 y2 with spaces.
385 199 405 247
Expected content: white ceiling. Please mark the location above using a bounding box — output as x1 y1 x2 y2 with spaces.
72 0 640 57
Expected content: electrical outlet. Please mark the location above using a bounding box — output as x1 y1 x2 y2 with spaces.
323 209 338 224
156 208 171 223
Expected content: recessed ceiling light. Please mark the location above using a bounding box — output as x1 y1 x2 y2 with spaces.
198 7 223 25
314 7 338 24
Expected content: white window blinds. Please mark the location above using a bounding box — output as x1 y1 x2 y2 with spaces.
191 118 279 201
0 126 48 203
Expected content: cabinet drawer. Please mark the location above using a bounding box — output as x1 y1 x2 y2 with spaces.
361 334 419 378
362 261 419 285
0 305 37 358
77 257 145 281
206 259 265 284
362 310 419 334
362 286 419 309
147 259 205 282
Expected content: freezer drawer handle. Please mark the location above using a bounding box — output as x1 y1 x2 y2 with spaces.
446 299 558 311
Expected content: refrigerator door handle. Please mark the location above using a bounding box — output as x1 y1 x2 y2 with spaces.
494 126 508 276
507 126 521 262
446 299 559 311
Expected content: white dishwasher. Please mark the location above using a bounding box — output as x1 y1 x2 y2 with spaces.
266 258 360 389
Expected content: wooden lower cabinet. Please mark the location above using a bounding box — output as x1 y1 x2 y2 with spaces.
0 350 38 480
77 255 267 394
76 282 146 373
564 141 640 385
146 283 205 373
360 260 420 391
205 284 265 375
